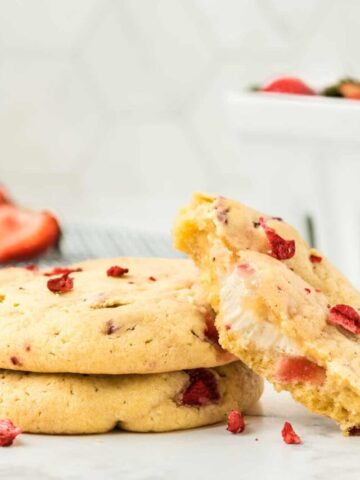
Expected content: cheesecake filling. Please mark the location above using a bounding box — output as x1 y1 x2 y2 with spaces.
220 264 301 356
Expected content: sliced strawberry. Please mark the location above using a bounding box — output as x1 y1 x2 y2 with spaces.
275 355 325 385
281 422 301 445
179 369 220 406
261 77 316 96
0 205 60 263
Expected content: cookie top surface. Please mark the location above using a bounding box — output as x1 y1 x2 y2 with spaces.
0 362 263 434
174 192 359 308
0 257 234 374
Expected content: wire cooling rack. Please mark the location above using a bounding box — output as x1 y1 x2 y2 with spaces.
11 224 182 268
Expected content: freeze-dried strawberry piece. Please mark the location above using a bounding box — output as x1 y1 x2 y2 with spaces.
281 422 301 445
107 266 129 277
25 264 38 271
10 356 22 366
310 254 322 263
327 304 360 335
47 273 73 294
204 310 219 344
275 355 325 385
305 288 311 294
259 218 295 260
236 263 255 277
180 369 220 406
227 410 245 434
44 267 82 277
0 419 22 447
348 426 360 436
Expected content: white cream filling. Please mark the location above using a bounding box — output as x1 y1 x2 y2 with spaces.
220 267 301 356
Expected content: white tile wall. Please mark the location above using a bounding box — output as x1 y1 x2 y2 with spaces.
0 0 360 279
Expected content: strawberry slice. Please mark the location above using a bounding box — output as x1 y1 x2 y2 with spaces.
275 355 325 385
0 205 60 263
261 77 316 96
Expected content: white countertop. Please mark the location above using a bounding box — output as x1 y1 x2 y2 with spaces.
0 383 356 480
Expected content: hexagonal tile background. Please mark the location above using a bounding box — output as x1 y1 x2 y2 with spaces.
0 0 359 278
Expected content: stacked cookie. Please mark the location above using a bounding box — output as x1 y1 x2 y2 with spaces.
0 257 263 434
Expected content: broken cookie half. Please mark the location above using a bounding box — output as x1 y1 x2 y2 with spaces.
174 193 360 434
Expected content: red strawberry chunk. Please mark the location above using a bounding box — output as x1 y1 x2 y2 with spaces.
261 77 315 96
204 310 219 344
180 369 220 406
0 419 22 447
44 267 82 277
25 264 38 272
47 273 73 294
281 422 301 444
327 304 360 335
275 355 325 385
227 410 245 434
236 263 255 277
107 266 129 277
310 254 322 263
259 217 295 260
0 186 12 205
0 205 60 263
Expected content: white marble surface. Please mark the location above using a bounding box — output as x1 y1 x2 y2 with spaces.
1 383 356 480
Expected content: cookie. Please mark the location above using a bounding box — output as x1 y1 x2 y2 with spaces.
220 251 360 434
0 257 234 374
0 362 263 434
174 193 360 434
174 192 358 309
